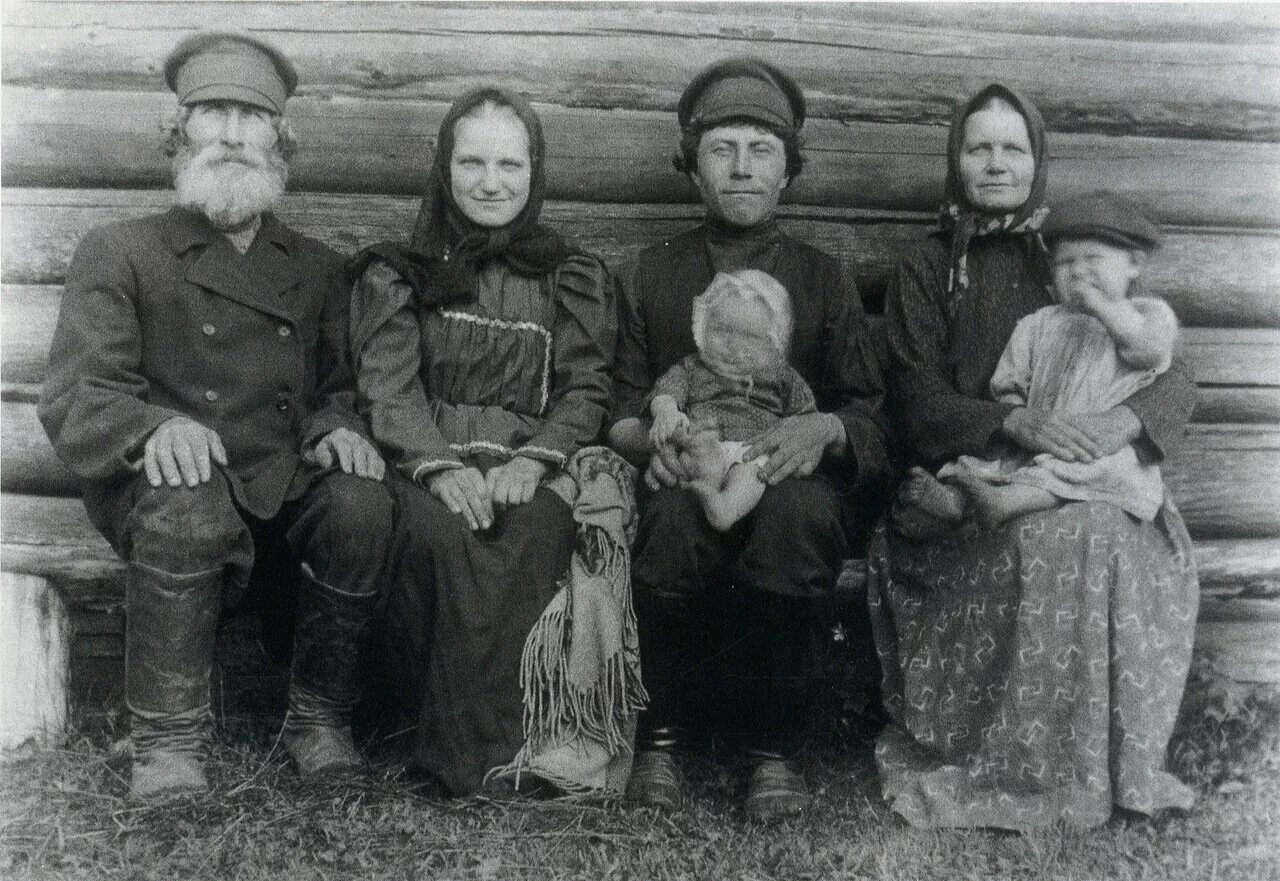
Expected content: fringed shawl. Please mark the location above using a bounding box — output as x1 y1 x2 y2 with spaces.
940 83 1051 317
485 447 648 795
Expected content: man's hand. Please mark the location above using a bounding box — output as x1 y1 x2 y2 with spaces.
426 467 493 530
485 455 549 507
1002 407 1104 463
1069 406 1142 457
744 413 845 485
143 416 227 488
308 427 385 480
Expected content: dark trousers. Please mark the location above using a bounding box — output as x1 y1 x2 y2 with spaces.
87 469 394 663
631 475 848 756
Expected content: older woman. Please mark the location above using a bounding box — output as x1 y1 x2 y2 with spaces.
348 88 626 796
869 83 1199 828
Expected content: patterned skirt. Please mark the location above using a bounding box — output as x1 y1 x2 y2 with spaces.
867 500 1199 828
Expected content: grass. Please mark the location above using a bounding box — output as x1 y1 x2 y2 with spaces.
2 657 1278 881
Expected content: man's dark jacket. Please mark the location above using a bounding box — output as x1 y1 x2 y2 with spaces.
39 207 367 521
612 223 891 496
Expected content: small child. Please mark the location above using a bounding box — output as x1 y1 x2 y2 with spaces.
898 191 1179 533
648 269 818 531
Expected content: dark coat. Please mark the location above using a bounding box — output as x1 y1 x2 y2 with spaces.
38 207 368 521
611 223 891 497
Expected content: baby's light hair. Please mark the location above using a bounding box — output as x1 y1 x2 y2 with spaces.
691 269 794 361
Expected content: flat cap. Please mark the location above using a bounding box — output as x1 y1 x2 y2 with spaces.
164 29 297 115
1043 191 1162 251
677 57 805 131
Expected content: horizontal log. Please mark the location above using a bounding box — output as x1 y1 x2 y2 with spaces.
3 3 1279 140
1193 537 1280 588
7 88 1280 228
6 393 1277 534
1186 328 1280 387
0 496 121 586
2 285 60 387
0 399 78 497
1164 426 1280 539
1192 388 1280 425
4 189 1280 328
1195 620 1280 683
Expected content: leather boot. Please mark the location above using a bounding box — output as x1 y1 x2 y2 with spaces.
745 750 808 823
126 561 220 800
283 566 376 776
625 725 684 811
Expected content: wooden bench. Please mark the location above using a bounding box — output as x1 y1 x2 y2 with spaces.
4 2 1280 750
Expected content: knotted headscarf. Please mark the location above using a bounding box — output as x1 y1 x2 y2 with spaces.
348 86 575 306
940 83 1050 316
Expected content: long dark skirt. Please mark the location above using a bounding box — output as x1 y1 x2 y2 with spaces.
868 500 1199 828
380 474 575 795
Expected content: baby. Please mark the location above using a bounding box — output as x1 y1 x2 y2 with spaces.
899 191 1179 533
648 269 817 531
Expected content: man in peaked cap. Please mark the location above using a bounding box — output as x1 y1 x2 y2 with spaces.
39 30 393 799
609 57 891 822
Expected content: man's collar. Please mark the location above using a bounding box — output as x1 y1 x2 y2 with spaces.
164 205 218 254
164 206 291 255
254 211 292 254
701 214 783 245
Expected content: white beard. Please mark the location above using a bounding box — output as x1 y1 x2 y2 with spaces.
173 142 288 230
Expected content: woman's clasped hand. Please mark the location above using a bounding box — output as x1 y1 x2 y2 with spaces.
425 456 550 530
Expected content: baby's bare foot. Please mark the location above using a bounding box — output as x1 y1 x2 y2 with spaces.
946 471 1009 530
899 467 966 520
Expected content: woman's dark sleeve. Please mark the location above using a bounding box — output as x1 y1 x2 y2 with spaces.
349 261 464 483
521 255 616 466
884 244 1016 465
818 262 891 494
1122 344 1196 462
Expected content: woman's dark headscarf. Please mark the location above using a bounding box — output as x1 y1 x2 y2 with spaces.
940 83 1050 314
348 86 574 306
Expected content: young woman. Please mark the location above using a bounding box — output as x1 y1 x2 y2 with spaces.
348 88 619 795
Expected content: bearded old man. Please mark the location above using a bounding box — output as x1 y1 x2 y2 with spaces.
38 30 393 799
609 58 891 821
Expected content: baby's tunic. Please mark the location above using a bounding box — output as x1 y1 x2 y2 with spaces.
945 301 1171 520
649 353 817 444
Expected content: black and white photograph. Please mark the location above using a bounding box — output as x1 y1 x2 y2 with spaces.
1 2 1277 879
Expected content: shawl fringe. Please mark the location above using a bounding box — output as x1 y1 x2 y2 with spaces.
485 447 647 794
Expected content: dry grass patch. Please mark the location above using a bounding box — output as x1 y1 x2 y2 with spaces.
2 660 1277 881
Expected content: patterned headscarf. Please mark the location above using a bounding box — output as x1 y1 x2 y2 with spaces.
941 83 1050 315
348 86 574 306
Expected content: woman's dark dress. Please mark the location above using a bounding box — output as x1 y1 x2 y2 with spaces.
352 255 614 794
868 232 1200 828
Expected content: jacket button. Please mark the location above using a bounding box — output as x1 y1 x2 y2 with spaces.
202 323 215 336
276 393 290 412
205 390 218 402
278 325 292 338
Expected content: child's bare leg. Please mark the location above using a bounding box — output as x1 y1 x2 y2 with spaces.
892 466 967 540
949 472 1059 528
689 462 767 532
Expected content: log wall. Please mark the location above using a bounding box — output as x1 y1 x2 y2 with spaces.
3 1 1279 681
